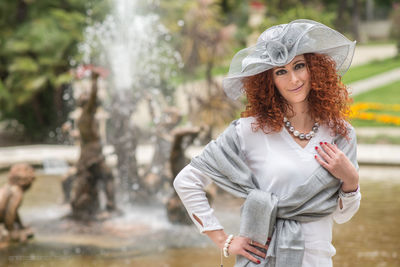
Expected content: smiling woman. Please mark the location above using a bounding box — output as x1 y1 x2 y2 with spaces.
174 19 360 267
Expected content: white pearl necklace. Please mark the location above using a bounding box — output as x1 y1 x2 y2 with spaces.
284 117 319 140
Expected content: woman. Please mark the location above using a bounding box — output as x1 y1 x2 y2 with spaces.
174 19 361 267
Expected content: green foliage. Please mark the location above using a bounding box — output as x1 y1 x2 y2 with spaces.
390 4 400 55
260 3 336 31
158 0 235 76
343 56 400 84
0 0 108 141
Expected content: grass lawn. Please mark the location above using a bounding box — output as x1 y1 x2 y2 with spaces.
343 56 400 84
350 80 400 127
353 80 400 104
356 134 400 145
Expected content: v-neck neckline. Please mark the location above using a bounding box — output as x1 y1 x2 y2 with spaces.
282 126 317 152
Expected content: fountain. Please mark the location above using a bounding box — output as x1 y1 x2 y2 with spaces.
79 0 183 206
1 0 199 263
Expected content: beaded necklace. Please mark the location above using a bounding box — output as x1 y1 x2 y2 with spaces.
284 117 319 140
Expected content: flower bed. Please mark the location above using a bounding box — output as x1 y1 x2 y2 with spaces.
350 102 400 126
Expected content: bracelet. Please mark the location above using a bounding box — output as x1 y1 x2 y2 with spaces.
223 234 234 258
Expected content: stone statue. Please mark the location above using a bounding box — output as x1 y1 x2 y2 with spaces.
70 67 116 220
166 126 201 224
143 107 182 197
0 163 35 243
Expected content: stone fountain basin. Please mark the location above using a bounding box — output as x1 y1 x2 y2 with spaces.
1 167 400 266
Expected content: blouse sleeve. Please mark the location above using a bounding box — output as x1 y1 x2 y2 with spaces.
333 187 362 224
173 119 247 233
173 164 224 233
333 124 361 224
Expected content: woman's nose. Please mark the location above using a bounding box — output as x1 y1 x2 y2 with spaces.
289 71 300 83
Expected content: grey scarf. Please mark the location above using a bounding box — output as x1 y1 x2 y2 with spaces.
190 119 358 267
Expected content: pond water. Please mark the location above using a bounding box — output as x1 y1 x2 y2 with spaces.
0 166 399 267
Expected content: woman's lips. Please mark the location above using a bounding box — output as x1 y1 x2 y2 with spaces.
289 84 303 92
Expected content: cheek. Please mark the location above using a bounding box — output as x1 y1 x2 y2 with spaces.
273 77 286 94
301 69 311 83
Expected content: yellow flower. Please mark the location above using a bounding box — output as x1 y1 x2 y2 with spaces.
351 102 400 126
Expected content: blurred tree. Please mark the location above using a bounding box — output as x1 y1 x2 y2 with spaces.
259 0 336 29
181 1 240 135
391 2 400 56
217 0 250 45
335 0 350 33
352 0 361 41
0 0 109 141
259 2 336 35
157 0 240 137
258 0 370 40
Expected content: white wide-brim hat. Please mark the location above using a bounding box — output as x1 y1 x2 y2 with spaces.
223 19 356 100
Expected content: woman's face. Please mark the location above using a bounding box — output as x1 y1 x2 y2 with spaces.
272 54 311 106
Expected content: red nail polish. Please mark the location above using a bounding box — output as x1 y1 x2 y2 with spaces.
324 142 327 145
257 260 261 264
319 142 323 145
315 146 318 150
314 155 317 159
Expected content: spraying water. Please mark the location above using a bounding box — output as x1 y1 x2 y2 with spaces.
79 0 182 204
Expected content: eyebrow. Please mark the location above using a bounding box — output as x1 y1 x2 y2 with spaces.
274 59 305 71
274 66 286 71
292 59 305 65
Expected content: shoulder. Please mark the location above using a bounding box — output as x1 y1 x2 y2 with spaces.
330 120 357 148
345 121 356 134
236 116 257 127
346 123 357 146
327 120 356 139
236 116 275 135
232 116 272 146
234 116 259 136
340 121 357 141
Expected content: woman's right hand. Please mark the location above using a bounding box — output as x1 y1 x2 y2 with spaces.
228 236 269 264
204 230 269 264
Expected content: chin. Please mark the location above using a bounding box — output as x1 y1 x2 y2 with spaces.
287 96 308 105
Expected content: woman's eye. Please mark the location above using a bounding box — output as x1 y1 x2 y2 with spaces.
295 63 305 70
275 69 287 76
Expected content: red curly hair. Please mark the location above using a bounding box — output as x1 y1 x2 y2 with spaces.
241 53 352 138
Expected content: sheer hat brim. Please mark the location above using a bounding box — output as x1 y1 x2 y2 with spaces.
222 19 356 100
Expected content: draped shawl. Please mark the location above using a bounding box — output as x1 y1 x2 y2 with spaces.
190 119 358 267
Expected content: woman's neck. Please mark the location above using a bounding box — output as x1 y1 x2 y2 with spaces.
286 102 313 131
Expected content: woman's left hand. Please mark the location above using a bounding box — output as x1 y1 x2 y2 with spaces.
314 142 359 192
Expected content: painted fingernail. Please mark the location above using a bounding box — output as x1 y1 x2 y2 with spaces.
314 155 317 159
315 146 318 150
319 142 323 145
324 142 327 145
257 260 261 264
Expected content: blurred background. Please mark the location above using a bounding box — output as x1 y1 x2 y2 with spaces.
0 0 399 266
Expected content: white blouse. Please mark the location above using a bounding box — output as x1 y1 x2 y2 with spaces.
174 117 361 267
